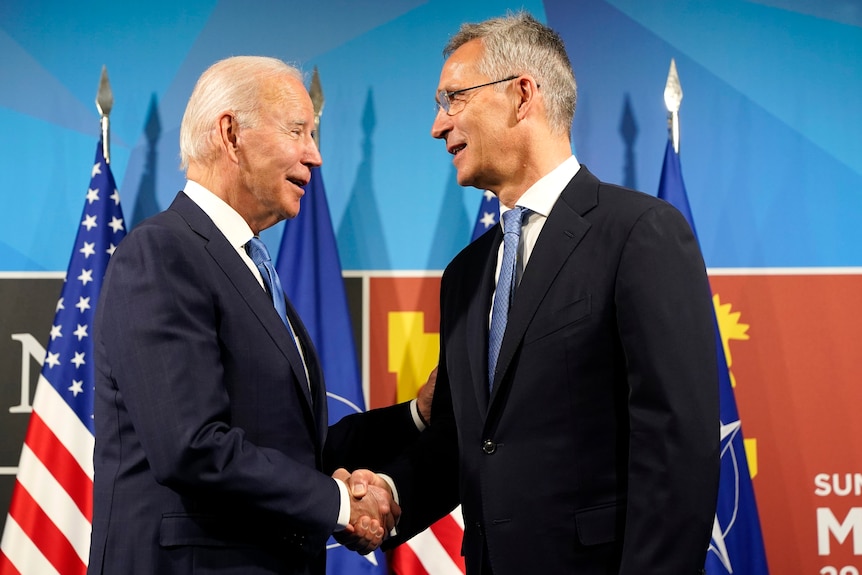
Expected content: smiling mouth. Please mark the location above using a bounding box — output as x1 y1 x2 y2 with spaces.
449 144 466 156
287 177 308 187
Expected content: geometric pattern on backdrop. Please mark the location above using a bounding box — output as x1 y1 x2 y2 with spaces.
364 275 465 575
708 271 862 574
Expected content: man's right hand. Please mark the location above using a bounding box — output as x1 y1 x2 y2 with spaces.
332 468 400 555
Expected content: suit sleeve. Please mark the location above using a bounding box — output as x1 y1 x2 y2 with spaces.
97 222 339 549
322 401 421 474
380 284 462 547
614 203 720 573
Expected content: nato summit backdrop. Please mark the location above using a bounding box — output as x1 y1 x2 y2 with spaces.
2 1 861 574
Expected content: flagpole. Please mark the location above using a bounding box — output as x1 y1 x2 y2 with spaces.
309 66 324 148
657 59 771 575
96 66 114 164
0 66 128 575
664 58 682 153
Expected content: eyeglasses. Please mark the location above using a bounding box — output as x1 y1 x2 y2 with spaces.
435 75 519 115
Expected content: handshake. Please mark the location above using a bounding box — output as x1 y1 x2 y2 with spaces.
332 468 400 555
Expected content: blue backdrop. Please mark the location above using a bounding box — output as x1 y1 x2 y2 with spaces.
3 0 860 273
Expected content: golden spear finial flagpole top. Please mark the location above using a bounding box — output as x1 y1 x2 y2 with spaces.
664 58 682 154
309 66 325 148
96 65 114 164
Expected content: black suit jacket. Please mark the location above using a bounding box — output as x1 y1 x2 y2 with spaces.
88 192 418 575
386 167 720 574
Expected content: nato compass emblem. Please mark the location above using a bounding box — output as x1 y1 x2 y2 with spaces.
710 419 743 572
706 293 761 574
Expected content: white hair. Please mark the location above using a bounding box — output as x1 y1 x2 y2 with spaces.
444 11 577 137
179 56 303 170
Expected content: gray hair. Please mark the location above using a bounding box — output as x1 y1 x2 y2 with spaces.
179 56 303 170
444 12 576 137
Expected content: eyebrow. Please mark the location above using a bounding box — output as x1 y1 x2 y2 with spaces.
274 119 308 132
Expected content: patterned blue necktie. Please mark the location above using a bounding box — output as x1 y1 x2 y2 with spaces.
488 206 524 390
246 237 295 338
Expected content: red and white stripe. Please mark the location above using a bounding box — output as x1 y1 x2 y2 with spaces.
391 506 466 575
0 377 94 575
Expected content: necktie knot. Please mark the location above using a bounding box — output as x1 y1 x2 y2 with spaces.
247 237 273 267
501 206 524 236
246 237 292 333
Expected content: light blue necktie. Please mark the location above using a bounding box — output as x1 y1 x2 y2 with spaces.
488 206 524 390
246 237 294 338
247 237 313 398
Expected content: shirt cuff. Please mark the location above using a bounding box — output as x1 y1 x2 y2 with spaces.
410 398 427 431
334 478 351 531
377 473 399 538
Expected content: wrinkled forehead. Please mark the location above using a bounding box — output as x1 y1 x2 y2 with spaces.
260 76 314 121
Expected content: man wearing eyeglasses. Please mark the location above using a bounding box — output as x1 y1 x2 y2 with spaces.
348 11 720 575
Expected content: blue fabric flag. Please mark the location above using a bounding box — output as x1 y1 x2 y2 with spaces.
471 190 500 241
657 140 769 574
275 166 387 574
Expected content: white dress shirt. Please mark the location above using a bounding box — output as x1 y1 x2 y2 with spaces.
492 156 581 315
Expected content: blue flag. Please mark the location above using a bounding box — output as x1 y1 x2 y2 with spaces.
471 190 500 241
0 137 126 573
657 140 769 574
275 166 387 574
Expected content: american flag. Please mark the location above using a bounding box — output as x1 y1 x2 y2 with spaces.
390 510 466 575
390 189 499 575
470 190 500 241
0 138 126 575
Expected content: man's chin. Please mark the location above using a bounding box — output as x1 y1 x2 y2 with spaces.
281 198 302 220
455 171 476 189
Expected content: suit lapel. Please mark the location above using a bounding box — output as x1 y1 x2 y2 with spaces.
169 193 318 423
488 169 598 410
284 299 328 445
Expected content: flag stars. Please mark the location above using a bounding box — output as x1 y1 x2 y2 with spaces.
73 324 89 341
78 268 94 286
108 216 125 233
33 143 125 453
80 242 96 258
483 190 495 202
480 212 497 229
82 214 98 231
44 351 61 368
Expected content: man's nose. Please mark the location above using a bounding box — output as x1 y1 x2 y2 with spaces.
305 139 323 167
431 108 451 140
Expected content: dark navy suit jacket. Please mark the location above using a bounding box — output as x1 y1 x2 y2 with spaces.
88 192 417 575
385 167 720 574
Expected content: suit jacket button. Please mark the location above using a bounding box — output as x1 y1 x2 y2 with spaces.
482 439 496 454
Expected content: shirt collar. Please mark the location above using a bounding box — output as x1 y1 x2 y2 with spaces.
183 180 255 248
499 155 580 220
